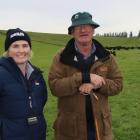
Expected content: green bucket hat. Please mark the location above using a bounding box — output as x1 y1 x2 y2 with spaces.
68 12 99 34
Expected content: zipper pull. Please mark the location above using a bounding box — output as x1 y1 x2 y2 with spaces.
29 96 32 108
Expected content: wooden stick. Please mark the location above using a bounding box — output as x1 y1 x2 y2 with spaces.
94 117 100 140
90 91 101 140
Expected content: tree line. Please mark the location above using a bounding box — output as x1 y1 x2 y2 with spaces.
96 30 140 38
1 30 140 38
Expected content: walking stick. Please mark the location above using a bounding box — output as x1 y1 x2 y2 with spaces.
90 91 101 140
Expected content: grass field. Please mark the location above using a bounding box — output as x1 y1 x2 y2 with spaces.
0 31 140 140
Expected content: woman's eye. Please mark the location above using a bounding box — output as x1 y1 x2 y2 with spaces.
23 44 29 48
12 44 19 48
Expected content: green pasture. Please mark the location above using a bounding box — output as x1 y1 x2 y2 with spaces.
0 31 140 140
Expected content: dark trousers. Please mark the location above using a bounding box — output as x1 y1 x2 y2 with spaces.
87 122 96 140
86 96 96 140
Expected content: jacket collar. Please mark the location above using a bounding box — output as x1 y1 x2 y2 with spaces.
60 38 110 69
0 57 38 83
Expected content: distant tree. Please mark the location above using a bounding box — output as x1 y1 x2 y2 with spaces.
129 32 133 38
121 32 127 37
112 32 115 37
104 33 107 37
124 32 128 37
138 30 140 37
102 32 127 37
95 33 101 36
115 32 118 37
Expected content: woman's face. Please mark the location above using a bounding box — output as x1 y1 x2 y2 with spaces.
7 40 31 65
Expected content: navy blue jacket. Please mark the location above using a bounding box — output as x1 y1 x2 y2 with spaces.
0 57 47 140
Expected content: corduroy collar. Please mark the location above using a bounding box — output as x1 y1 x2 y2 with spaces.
60 38 110 69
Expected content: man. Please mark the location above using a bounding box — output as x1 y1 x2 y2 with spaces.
48 12 123 140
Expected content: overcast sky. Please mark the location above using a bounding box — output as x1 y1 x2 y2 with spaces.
0 0 140 35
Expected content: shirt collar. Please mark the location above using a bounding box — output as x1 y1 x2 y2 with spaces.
75 42 96 59
26 62 34 79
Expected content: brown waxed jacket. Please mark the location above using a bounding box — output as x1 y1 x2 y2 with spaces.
48 39 123 140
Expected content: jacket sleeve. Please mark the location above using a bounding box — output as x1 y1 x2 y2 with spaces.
48 53 82 97
97 55 123 96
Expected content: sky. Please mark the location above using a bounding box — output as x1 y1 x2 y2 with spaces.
0 0 140 36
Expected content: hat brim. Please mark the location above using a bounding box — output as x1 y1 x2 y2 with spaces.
68 21 99 34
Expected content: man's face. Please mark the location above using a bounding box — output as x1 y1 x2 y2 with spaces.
71 24 94 45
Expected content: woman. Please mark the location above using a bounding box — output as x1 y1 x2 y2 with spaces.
0 28 47 140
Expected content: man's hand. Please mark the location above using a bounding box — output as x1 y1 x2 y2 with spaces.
79 83 94 94
90 74 105 89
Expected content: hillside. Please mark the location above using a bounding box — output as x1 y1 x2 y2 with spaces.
1 30 140 50
0 30 140 140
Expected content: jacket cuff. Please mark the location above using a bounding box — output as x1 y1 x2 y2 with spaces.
82 72 90 83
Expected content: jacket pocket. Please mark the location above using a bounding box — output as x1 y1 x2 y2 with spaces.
53 112 78 137
101 111 112 135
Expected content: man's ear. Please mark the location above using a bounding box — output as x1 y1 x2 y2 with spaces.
70 28 74 35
